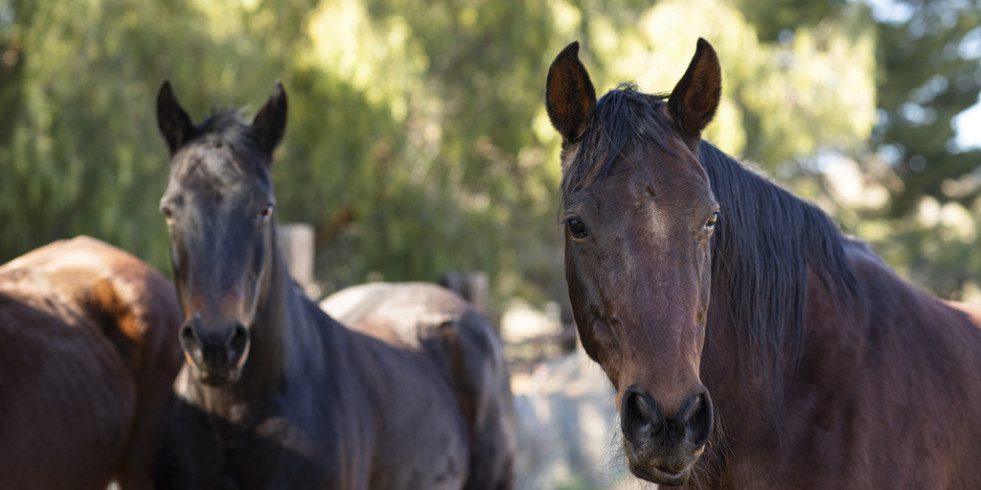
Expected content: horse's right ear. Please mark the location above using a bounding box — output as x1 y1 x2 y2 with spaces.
156 81 195 156
667 38 722 142
251 81 288 158
546 41 596 144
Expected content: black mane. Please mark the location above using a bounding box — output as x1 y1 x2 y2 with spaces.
563 84 864 402
700 142 864 393
561 83 675 199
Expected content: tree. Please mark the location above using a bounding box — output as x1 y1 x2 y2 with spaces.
729 0 981 300
4 0 972 307
0 0 315 270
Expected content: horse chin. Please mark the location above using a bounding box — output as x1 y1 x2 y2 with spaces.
623 445 699 487
629 463 692 486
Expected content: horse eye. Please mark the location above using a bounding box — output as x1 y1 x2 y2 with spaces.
705 212 719 230
259 204 274 219
566 218 589 239
161 206 174 221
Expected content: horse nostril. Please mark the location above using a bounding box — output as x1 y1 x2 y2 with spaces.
621 386 664 444
179 323 200 349
683 389 714 447
227 323 249 357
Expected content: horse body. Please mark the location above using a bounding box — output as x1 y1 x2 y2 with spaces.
0 236 183 489
154 82 513 489
545 39 981 488
322 282 517 490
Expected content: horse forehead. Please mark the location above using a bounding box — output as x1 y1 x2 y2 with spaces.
587 160 712 214
640 132 711 184
568 127 710 207
170 146 270 198
630 101 711 184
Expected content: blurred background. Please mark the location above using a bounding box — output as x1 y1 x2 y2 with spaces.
1 0 979 488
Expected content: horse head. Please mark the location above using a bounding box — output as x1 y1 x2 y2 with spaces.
546 39 722 485
156 81 287 386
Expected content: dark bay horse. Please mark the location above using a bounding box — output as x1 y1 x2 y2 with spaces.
546 39 981 488
0 236 183 489
154 82 515 489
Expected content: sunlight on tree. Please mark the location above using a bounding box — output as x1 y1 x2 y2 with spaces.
0 0 976 305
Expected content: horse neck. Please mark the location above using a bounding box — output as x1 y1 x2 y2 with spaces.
247 249 294 387
697 142 861 402
700 278 763 401
205 246 339 413
253 245 339 383
699 259 866 467
693 278 791 485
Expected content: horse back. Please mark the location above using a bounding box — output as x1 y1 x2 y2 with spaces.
0 236 183 489
322 282 516 490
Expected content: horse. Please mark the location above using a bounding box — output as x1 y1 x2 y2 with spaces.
545 39 981 488
0 236 184 489
154 81 516 489
320 281 517 489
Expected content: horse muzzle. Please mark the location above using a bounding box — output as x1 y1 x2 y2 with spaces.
620 384 714 486
179 320 250 386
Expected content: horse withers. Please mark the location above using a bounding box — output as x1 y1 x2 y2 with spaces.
154 81 515 489
546 39 981 488
0 236 183 489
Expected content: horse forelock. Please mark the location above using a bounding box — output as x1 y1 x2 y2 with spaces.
169 110 272 190
560 84 677 205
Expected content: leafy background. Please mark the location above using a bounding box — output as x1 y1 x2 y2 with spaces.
1 0 979 310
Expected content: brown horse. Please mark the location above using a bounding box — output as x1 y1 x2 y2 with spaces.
154 81 515 489
0 236 183 489
546 39 981 488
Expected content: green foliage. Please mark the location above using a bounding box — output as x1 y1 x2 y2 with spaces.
0 0 315 271
682 0 981 300
0 0 977 305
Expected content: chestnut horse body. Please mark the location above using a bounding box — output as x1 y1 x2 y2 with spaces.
154 83 514 489
0 236 183 489
546 40 981 488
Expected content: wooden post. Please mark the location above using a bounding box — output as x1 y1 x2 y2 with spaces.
277 223 317 298
439 270 490 314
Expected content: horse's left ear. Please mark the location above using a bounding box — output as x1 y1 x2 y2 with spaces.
546 41 597 144
668 38 722 141
252 81 288 158
156 81 196 156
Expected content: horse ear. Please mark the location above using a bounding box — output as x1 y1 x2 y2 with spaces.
252 81 288 158
668 38 722 140
156 81 195 156
546 41 597 143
